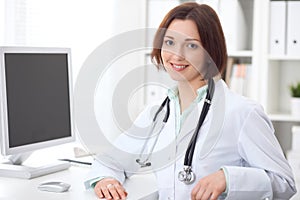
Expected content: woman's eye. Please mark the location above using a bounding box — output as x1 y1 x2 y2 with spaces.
164 40 174 46
187 43 198 49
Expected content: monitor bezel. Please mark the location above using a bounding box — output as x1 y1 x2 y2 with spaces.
0 46 75 156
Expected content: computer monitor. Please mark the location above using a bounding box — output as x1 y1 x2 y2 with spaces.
0 46 75 179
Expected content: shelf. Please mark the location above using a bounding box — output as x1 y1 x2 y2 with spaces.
269 55 300 61
268 113 300 122
228 50 253 58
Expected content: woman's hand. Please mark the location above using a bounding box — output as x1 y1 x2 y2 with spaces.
94 178 127 200
191 169 226 200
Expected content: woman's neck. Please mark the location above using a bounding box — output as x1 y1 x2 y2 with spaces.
178 80 207 113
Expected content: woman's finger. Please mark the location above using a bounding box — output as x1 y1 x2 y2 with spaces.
101 186 113 199
115 184 128 199
94 185 104 198
107 184 121 199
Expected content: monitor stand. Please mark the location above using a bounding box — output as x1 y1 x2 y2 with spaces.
0 153 70 179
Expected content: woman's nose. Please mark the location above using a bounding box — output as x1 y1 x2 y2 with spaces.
170 46 185 60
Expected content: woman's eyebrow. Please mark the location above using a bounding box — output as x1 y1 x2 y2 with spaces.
164 35 200 42
164 35 174 39
185 38 200 42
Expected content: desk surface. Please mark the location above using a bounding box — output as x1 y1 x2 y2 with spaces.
0 164 158 200
0 144 158 200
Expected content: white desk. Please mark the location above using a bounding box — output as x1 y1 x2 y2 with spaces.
0 164 158 200
0 144 158 200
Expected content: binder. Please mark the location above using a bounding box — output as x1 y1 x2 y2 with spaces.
269 1 286 56
287 1 300 57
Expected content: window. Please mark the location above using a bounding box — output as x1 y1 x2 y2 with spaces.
3 0 115 79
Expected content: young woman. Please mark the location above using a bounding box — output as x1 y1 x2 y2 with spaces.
85 3 296 200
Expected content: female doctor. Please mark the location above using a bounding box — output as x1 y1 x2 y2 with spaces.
85 2 296 200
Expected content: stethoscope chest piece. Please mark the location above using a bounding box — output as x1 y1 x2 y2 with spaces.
178 166 195 184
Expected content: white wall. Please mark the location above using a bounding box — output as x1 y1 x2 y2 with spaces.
111 0 146 34
1 0 149 143
95 0 148 141
3 0 116 81
1 0 149 144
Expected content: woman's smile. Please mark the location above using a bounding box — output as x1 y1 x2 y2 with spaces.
170 62 189 71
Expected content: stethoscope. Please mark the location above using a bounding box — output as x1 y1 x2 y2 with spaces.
136 78 215 185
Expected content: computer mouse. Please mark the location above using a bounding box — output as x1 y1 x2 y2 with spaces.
38 181 71 193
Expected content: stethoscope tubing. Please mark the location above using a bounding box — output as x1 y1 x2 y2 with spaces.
184 78 215 166
136 78 215 180
136 97 170 167
136 121 166 167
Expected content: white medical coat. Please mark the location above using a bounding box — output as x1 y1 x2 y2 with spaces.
85 80 296 200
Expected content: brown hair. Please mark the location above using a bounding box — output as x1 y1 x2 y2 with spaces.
151 2 227 77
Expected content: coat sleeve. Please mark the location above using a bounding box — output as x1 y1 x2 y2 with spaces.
84 104 156 189
222 105 297 200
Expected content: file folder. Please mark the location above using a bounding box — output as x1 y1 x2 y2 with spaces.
287 1 300 57
269 0 286 56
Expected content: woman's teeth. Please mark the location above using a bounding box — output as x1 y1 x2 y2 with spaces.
173 64 187 69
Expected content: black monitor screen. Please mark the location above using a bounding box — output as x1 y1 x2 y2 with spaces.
4 53 71 148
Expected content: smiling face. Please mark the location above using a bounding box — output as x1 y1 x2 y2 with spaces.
161 19 206 87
